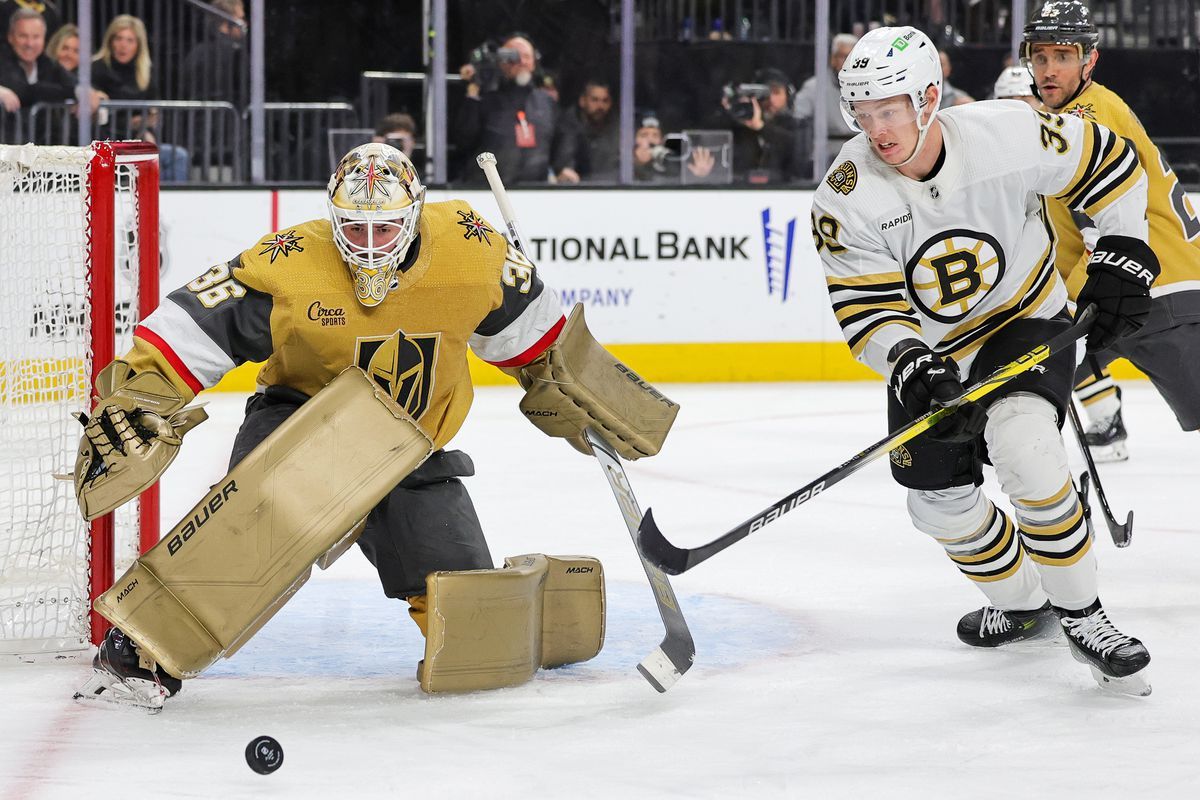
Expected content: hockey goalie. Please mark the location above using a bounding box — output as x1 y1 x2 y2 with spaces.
72 142 678 710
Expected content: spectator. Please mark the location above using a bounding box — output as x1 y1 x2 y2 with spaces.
721 67 802 184
938 50 975 107
0 0 60 39
0 7 73 112
992 65 1039 109
45 20 75 73
454 34 573 185
372 111 417 157
793 32 858 169
558 79 619 183
181 0 246 107
632 114 713 184
93 15 190 183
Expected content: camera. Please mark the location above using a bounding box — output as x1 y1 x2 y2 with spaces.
469 42 522 92
722 82 772 122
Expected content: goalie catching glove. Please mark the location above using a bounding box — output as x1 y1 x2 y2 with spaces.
74 361 208 520
1076 235 1160 352
514 304 678 459
890 344 988 443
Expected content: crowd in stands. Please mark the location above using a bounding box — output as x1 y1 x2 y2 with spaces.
0 0 246 182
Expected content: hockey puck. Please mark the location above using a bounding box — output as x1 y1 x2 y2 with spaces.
245 735 284 774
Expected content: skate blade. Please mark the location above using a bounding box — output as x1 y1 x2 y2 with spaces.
73 670 168 713
1087 665 1151 697
1088 441 1129 463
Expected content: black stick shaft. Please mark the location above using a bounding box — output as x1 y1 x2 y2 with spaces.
638 307 1097 575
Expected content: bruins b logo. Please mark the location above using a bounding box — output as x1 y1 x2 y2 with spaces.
357 330 440 419
904 229 1005 323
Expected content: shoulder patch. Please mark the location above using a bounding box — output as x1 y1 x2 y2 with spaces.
258 230 305 263
826 161 858 195
1063 102 1095 121
456 209 495 245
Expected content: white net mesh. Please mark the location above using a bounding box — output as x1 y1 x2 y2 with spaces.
0 145 146 654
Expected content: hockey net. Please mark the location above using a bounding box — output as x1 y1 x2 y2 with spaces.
0 141 160 655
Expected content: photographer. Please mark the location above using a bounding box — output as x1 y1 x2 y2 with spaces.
721 67 802 185
454 34 574 185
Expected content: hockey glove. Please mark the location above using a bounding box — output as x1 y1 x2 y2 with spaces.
890 345 988 443
1076 235 1160 352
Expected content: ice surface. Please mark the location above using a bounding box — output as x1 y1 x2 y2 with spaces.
3 382 1197 798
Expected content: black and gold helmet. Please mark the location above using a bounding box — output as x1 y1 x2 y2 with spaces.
1020 0 1098 63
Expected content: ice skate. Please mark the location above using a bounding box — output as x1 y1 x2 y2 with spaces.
956 602 1060 647
1058 602 1151 696
73 628 181 713
1083 399 1129 463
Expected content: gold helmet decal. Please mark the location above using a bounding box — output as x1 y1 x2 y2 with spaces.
327 143 425 306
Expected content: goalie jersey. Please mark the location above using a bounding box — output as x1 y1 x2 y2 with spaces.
123 200 565 448
1045 81 1200 299
811 100 1149 377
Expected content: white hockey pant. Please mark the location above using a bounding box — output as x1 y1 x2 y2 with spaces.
907 392 1097 612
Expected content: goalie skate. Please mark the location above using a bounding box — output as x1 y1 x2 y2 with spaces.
73 628 180 713
1059 602 1151 697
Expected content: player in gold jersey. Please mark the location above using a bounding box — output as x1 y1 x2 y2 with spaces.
1024 1 1200 460
71 143 677 704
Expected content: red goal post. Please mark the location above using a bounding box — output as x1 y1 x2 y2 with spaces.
0 141 160 654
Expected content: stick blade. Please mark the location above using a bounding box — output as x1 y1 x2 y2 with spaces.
636 509 690 575
1111 510 1134 548
636 646 690 693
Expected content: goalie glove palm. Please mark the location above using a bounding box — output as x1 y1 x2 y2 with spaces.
73 362 208 520
890 346 988 443
1076 235 1160 352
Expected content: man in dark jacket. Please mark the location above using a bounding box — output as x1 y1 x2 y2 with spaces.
722 67 803 185
0 7 74 112
558 79 619 183
455 35 573 185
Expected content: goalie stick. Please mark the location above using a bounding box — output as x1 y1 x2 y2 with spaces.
637 306 1098 575
1065 400 1133 547
476 152 695 691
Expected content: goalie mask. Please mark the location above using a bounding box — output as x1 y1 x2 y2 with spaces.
328 143 425 307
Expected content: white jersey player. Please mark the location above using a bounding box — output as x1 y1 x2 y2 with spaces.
810 26 1158 695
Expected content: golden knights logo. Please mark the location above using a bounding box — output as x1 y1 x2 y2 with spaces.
826 160 858 195
1063 102 1096 121
905 229 1006 323
357 329 440 419
258 230 304 263
456 209 494 244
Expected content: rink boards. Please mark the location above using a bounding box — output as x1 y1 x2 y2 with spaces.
159 188 1150 388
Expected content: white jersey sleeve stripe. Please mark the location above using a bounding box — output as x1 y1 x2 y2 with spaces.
469 286 565 367
136 298 238 390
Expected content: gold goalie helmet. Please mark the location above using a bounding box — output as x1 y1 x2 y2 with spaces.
327 142 425 307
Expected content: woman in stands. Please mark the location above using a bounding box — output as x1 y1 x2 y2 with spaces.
92 14 190 182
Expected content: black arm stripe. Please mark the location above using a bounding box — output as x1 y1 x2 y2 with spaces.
1064 130 1123 208
1059 122 1104 204
845 313 918 351
474 269 547 337
830 291 908 313
1080 151 1139 211
166 258 274 364
826 280 906 295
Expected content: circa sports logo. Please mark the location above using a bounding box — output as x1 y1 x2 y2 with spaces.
307 301 346 326
904 229 1005 323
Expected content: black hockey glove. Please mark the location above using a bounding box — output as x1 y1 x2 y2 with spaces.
890 345 988 443
1076 235 1160 352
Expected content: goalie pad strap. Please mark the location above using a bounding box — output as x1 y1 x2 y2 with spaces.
518 304 678 460
94 367 433 679
420 553 605 693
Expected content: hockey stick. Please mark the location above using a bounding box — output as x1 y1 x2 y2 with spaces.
476 152 695 691
637 306 1098 575
1066 401 1133 547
